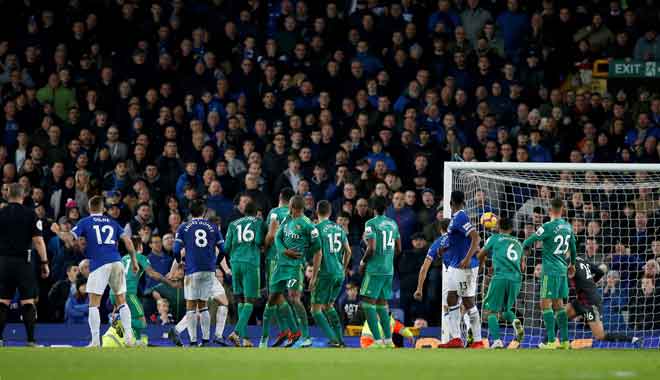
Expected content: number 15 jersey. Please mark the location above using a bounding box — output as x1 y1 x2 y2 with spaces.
363 215 400 276
175 218 224 275
72 214 126 272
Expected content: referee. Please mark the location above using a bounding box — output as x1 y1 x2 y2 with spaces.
0 183 49 346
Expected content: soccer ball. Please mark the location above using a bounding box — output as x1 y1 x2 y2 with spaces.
480 212 498 230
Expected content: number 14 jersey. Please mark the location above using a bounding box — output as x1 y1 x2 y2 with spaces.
363 215 400 276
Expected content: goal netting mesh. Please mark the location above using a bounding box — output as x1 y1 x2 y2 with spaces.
448 165 660 349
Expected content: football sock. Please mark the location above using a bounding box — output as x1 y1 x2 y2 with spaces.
199 308 211 341
375 304 392 340
0 303 8 340
312 310 336 342
604 333 636 342
88 306 101 345
292 302 309 338
502 311 516 324
273 304 285 332
175 314 188 334
261 305 274 338
447 305 461 339
324 307 344 343
441 307 450 342
236 303 253 338
468 306 482 340
487 314 500 341
361 303 382 341
555 309 568 343
543 309 555 343
215 305 228 338
186 310 198 343
132 317 146 339
21 304 37 343
118 304 134 342
237 303 245 324
282 303 299 333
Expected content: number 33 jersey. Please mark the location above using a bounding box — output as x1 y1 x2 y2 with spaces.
72 215 126 272
175 218 224 275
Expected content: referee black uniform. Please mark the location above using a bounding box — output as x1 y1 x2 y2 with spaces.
0 198 46 345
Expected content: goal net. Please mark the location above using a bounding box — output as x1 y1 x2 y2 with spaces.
443 162 660 349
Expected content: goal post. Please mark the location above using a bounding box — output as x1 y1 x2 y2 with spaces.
442 162 660 348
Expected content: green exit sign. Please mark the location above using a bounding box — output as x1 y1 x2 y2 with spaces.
609 60 660 78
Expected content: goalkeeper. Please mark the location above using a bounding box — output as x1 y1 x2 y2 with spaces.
567 256 640 345
360 315 415 348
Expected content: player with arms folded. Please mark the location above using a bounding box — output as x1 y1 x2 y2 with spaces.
439 191 482 348
567 256 640 345
261 188 294 346
52 195 139 347
476 216 525 349
360 196 401 348
264 195 320 348
224 200 264 347
310 200 352 347
522 198 576 350
173 200 224 346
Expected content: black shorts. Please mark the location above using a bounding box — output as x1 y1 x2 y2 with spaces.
571 300 601 323
0 256 37 300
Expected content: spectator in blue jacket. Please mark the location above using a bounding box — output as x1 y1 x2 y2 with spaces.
193 90 224 124
367 141 397 172
624 112 660 148
600 270 629 332
427 0 460 34
175 161 203 202
65 278 89 324
354 41 384 76
394 81 423 114
145 235 174 292
386 191 418 249
496 0 529 61
528 129 552 162
205 180 233 223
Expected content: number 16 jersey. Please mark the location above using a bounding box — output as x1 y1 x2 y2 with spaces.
175 218 224 275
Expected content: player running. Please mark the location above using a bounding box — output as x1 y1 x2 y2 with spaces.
310 200 352 347
567 256 640 345
52 195 139 347
173 200 224 347
263 195 320 348
439 191 482 348
109 236 174 346
476 216 525 349
523 198 576 350
360 196 401 349
261 188 294 346
224 201 264 347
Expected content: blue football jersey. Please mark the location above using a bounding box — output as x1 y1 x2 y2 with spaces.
445 210 478 269
71 215 125 272
175 218 224 275
426 233 450 261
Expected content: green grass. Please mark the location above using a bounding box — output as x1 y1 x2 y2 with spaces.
1 348 659 380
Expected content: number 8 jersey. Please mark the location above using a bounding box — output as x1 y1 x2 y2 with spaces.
72 214 126 272
175 218 224 275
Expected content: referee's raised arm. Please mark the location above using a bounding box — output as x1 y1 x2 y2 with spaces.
0 183 49 347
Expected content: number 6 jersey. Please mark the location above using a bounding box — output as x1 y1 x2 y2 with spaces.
175 218 224 275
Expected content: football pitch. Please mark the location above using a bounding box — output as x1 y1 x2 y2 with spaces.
1 348 659 380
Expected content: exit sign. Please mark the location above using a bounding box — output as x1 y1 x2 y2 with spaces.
609 60 660 78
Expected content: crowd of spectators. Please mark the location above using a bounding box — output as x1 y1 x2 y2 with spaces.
0 0 659 330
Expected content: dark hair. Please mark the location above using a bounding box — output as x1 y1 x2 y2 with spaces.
499 216 513 232
190 199 207 217
280 187 295 202
317 200 332 217
244 200 257 216
551 198 564 212
337 211 351 219
450 191 465 207
371 196 387 215
7 183 24 199
438 218 450 232
131 236 143 250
